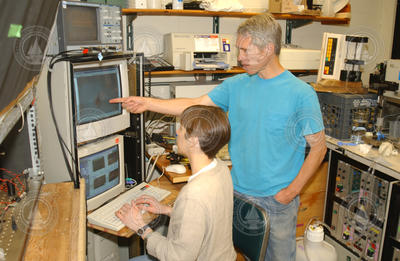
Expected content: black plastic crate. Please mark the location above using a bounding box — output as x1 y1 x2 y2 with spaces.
317 93 378 140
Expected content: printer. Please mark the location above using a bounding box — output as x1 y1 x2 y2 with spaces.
164 33 237 71
279 48 321 70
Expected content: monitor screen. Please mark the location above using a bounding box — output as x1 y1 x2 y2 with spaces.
64 5 98 43
78 134 126 211
73 66 122 125
79 144 120 200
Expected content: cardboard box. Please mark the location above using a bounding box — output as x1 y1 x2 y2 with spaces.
269 0 307 13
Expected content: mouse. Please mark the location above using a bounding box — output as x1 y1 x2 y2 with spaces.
165 164 186 174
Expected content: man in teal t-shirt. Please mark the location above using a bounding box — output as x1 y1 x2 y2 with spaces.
208 71 324 198
110 13 327 261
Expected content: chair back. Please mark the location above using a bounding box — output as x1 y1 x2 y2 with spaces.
233 193 270 261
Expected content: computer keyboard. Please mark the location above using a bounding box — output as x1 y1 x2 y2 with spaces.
87 182 171 231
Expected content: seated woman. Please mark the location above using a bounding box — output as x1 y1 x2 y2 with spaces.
116 105 236 261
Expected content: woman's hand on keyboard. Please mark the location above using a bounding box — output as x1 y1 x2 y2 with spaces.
115 201 146 231
135 195 172 216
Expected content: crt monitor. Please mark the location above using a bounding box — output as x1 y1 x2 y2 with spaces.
72 59 130 143
63 4 98 45
78 134 125 211
55 1 122 52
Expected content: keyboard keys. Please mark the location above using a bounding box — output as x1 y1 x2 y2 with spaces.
88 182 171 231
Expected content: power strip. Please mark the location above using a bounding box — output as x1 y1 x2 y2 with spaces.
27 106 40 173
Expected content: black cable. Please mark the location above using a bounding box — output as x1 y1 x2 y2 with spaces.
47 52 96 185
48 58 76 160
47 57 78 187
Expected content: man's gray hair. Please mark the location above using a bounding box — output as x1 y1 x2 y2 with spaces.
237 13 282 55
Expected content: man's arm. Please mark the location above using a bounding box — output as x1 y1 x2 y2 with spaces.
274 130 327 204
110 94 216 116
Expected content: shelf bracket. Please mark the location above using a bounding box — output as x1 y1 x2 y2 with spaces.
213 16 219 34
285 19 312 44
123 14 137 51
212 16 220 80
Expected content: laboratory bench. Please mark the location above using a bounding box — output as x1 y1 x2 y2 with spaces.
3 179 87 261
324 136 400 260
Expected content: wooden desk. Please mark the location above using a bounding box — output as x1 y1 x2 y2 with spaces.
152 155 232 183
87 176 185 238
24 180 86 261
155 155 192 183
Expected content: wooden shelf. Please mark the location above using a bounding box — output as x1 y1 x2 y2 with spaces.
122 9 350 24
145 66 245 76
0 76 37 144
122 9 258 17
123 8 345 76
144 67 317 76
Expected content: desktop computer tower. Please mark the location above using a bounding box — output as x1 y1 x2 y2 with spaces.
87 229 120 261
124 112 145 184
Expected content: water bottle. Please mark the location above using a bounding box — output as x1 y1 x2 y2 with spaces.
172 0 183 10
296 223 337 261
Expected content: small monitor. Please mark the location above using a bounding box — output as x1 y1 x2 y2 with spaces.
72 59 130 143
64 5 98 45
56 1 122 52
78 134 125 211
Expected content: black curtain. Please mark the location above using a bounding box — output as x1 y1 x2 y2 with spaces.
392 0 400 59
0 0 59 113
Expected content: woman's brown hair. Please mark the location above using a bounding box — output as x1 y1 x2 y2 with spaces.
180 105 231 159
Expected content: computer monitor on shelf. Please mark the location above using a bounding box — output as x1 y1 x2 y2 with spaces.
78 134 125 211
52 1 123 53
72 59 130 143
